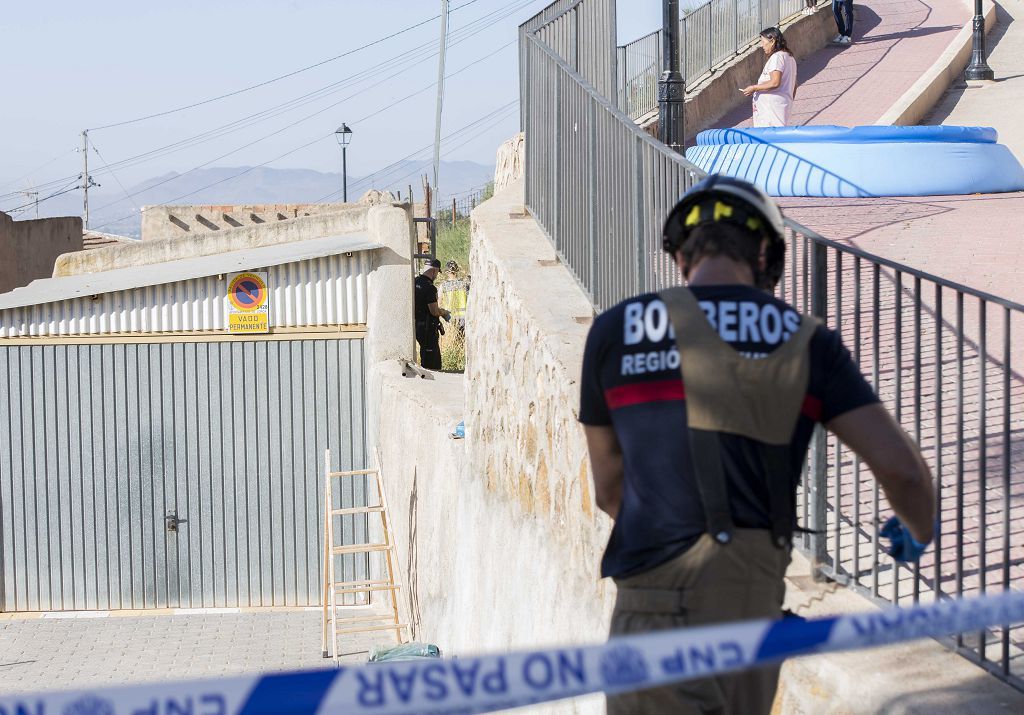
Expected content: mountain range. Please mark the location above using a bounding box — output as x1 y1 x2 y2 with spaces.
7 160 494 238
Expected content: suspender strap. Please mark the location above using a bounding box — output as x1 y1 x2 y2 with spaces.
760 443 796 548
689 429 736 544
659 286 819 549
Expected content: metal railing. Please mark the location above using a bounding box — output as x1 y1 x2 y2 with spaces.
522 0 1023 693
521 0 704 310
617 30 661 121
519 0 618 128
783 224 1024 689
618 0 811 120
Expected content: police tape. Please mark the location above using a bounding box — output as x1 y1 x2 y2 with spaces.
5 590 1024 715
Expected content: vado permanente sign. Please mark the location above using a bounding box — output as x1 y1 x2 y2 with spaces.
226 271 270 334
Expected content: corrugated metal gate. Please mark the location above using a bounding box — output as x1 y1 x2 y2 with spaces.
0 337 367 611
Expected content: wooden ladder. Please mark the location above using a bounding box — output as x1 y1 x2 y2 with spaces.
321 448 408 662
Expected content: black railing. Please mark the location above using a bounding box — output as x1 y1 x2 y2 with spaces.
520 0 1024 693
782 224 1024 688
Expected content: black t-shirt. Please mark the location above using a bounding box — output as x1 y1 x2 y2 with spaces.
579 285 878 579
414 274 439 322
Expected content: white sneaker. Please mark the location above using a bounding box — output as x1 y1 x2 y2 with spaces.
840 35 853 45
830 34 844 43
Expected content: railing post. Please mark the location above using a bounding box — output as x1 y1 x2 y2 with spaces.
617 46 626 112
707 4 713 73
734 0 739 54
553 69 562 252
522 38 531 208
809 239 829 574
573 5 580 73
589 101 599 303
634 136 647 299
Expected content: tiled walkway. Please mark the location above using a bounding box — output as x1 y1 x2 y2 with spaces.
709 0 1024 685
0 608 386 695
715 0 1024 306
717 0 970 128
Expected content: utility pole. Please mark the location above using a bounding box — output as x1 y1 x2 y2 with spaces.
658 0 686 153
80 129 100 229
964 0 994 81
18 190 39 219
432 0 450 216
82 130 90 228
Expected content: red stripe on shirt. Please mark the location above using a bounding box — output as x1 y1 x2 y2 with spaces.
605 379 824 422
604 380 685 409
801 394 823 422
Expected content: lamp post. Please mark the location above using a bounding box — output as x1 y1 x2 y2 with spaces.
335 123 353 202
658 0 685 152
964 0 994 81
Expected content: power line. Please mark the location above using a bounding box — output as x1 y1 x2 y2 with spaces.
8 0 534 203
315 100 518 203
0 149 77 194
88 38 517 217
91 141 140 218
87 0 487 132
88 12 515 183
3 179 81 215
376 104 519 193
88 134 335 231
90 99 517 231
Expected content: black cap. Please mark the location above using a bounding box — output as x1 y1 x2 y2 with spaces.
426 258 442 269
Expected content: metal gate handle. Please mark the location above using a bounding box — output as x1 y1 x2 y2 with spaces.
165 512 185 532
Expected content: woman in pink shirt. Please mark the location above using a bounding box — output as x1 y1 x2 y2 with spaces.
742 27 798 127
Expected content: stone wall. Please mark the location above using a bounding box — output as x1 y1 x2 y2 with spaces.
493 133 525 192
0 211 82 294
373 178 612 713
466 180 604 577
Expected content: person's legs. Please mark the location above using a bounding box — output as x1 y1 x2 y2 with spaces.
421 328 442 369
606 531 791 715
415 322 442 369
607 538 716 715
831 0 853 37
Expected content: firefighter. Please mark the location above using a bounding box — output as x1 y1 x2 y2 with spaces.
579 175 935 714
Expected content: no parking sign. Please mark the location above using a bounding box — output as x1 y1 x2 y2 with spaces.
226 271 270 334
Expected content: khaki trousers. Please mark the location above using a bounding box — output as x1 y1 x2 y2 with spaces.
607 530 791 715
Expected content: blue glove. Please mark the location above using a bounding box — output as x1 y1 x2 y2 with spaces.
880 516 931 563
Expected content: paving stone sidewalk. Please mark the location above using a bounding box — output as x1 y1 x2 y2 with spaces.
717 0 969 129
714 0 1024 305
0 609 390 696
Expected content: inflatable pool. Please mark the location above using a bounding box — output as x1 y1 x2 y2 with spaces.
684 125 1024 198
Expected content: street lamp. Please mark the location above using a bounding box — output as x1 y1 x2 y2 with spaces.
658 0 685 153
334 123 353 202
965 0 994 81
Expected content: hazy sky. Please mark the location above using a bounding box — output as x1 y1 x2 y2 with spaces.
0 0 660 213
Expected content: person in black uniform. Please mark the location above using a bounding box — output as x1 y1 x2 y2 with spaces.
579 175 936 714
414 258 451 370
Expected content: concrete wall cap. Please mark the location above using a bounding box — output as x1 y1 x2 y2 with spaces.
53 207 373 277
